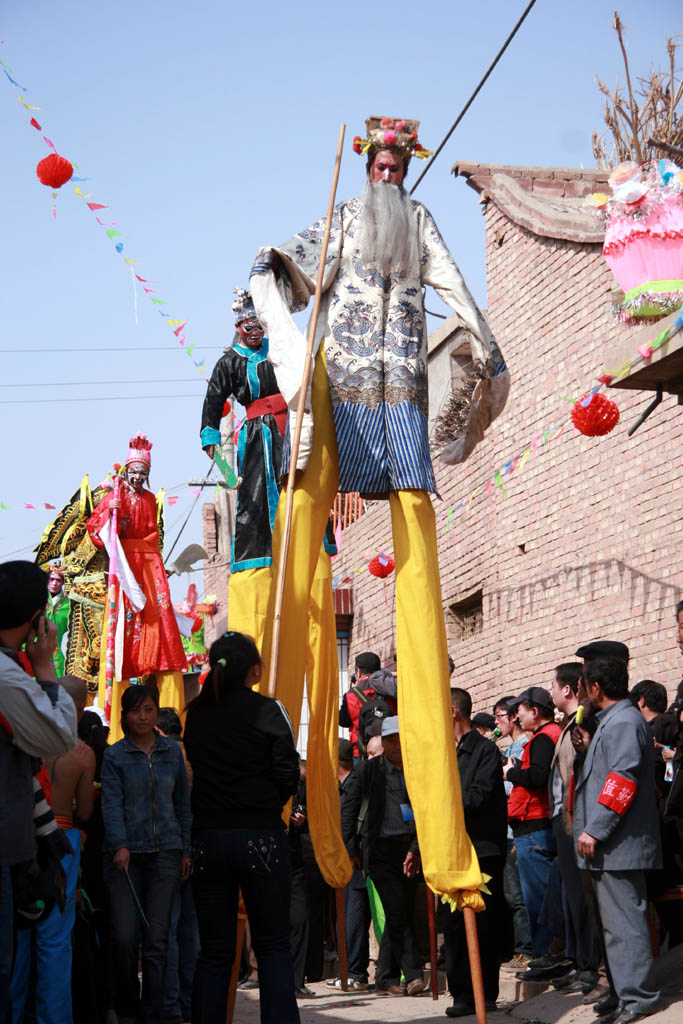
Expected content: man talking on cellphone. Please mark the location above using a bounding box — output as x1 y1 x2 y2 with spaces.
0 560 78 1019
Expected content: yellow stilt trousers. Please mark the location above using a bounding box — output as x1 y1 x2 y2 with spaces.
97 615 185 745
227 566 272 653
303 547 352 889
261 343 483 907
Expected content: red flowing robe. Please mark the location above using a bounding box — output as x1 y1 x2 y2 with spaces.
86 485 187 679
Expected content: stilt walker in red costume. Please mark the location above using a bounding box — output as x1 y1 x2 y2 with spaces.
88 434 187 742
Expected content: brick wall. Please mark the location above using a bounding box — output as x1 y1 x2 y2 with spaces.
333 189 683 712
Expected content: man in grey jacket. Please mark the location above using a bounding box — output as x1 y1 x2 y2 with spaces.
0 560 78 1020
574 656 661 1024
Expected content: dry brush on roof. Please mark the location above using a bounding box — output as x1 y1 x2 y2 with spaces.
592 11 682 169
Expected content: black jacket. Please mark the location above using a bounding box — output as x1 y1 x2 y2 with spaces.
457 728 508 859
184 688 300 830
340 755 418 871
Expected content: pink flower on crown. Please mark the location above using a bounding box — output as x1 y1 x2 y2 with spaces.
383 130 397 146
395 120 406 131
380 117 394 129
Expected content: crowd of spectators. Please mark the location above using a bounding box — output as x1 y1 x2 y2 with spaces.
2 557 683 1024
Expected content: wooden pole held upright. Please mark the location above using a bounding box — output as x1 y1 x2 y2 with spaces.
335 887 349 991
267 122 346 698
427 886 439 999
463 905 488 1024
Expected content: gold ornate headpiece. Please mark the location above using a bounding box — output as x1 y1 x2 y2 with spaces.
353 116 433 162
47 560 65 577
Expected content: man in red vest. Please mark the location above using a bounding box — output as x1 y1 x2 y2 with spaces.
504 686 562 957
339 652 394 760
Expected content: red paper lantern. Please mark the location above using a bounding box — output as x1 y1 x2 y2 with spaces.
571 392 620 437
36 153 74 189
368 554 395 579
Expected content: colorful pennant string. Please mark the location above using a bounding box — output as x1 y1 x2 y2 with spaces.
2 47 210 380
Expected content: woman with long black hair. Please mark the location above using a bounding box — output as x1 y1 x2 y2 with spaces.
183 632 300 1024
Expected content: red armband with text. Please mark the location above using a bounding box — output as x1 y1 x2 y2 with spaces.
597 772 637 815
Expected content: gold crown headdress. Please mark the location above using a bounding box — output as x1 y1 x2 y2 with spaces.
353 116 432 162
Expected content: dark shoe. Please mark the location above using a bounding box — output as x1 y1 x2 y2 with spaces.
295 986 317 998
385 984 405 996
555 969 599 994
518 959 574 981
238 978 259 989
445 1002 475 1017
527 951 569 969
594 995 621 1017
610 1011 656 1024
553 969 580 990
406 978 426 996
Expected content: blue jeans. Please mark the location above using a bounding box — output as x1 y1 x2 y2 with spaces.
10 828 81 1024
0 865 14 1024
514 827 557 956
164 878 199 1019
191 827 299 1024
104 848 180 1024
503 837 533 955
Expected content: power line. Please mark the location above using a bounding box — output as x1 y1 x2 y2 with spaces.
0 393 206 405
0 347 226 353
0 379 207 388
410 0 538 194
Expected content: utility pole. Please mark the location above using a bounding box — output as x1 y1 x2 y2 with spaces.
194 416 237 646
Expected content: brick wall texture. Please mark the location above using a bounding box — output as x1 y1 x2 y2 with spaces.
333 183 683 714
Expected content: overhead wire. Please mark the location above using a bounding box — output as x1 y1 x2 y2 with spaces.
164 467 218 565
0 394 206 405
0 379 207 388
409 0 539 194
0 346 226 353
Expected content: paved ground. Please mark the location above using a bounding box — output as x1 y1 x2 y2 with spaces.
232 944 683 1023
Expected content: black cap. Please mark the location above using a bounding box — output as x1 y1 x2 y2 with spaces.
575 640 630 664
338 738 353 763
508 686 554 713
355 651 381 674
471 712 496 730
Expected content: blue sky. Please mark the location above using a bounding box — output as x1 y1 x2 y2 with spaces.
1 0 679 600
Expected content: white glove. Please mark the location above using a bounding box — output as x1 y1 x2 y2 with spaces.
288 407 314 472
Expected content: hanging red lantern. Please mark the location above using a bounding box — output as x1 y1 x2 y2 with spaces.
571 392 620 437
36 153 74 189
368 554 395 579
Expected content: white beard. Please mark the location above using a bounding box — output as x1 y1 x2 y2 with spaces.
359 181 418 278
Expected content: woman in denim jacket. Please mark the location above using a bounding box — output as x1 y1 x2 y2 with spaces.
101 684 191 1024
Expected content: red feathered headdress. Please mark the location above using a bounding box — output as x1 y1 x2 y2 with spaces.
125 432 153 468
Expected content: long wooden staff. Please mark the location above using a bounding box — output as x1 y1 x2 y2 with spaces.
335 887 349 991
267 122 346 698
464 905 488 1024
427 887 438 999
104 470 120 721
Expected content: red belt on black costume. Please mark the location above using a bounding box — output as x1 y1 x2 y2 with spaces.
245 393 288 437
